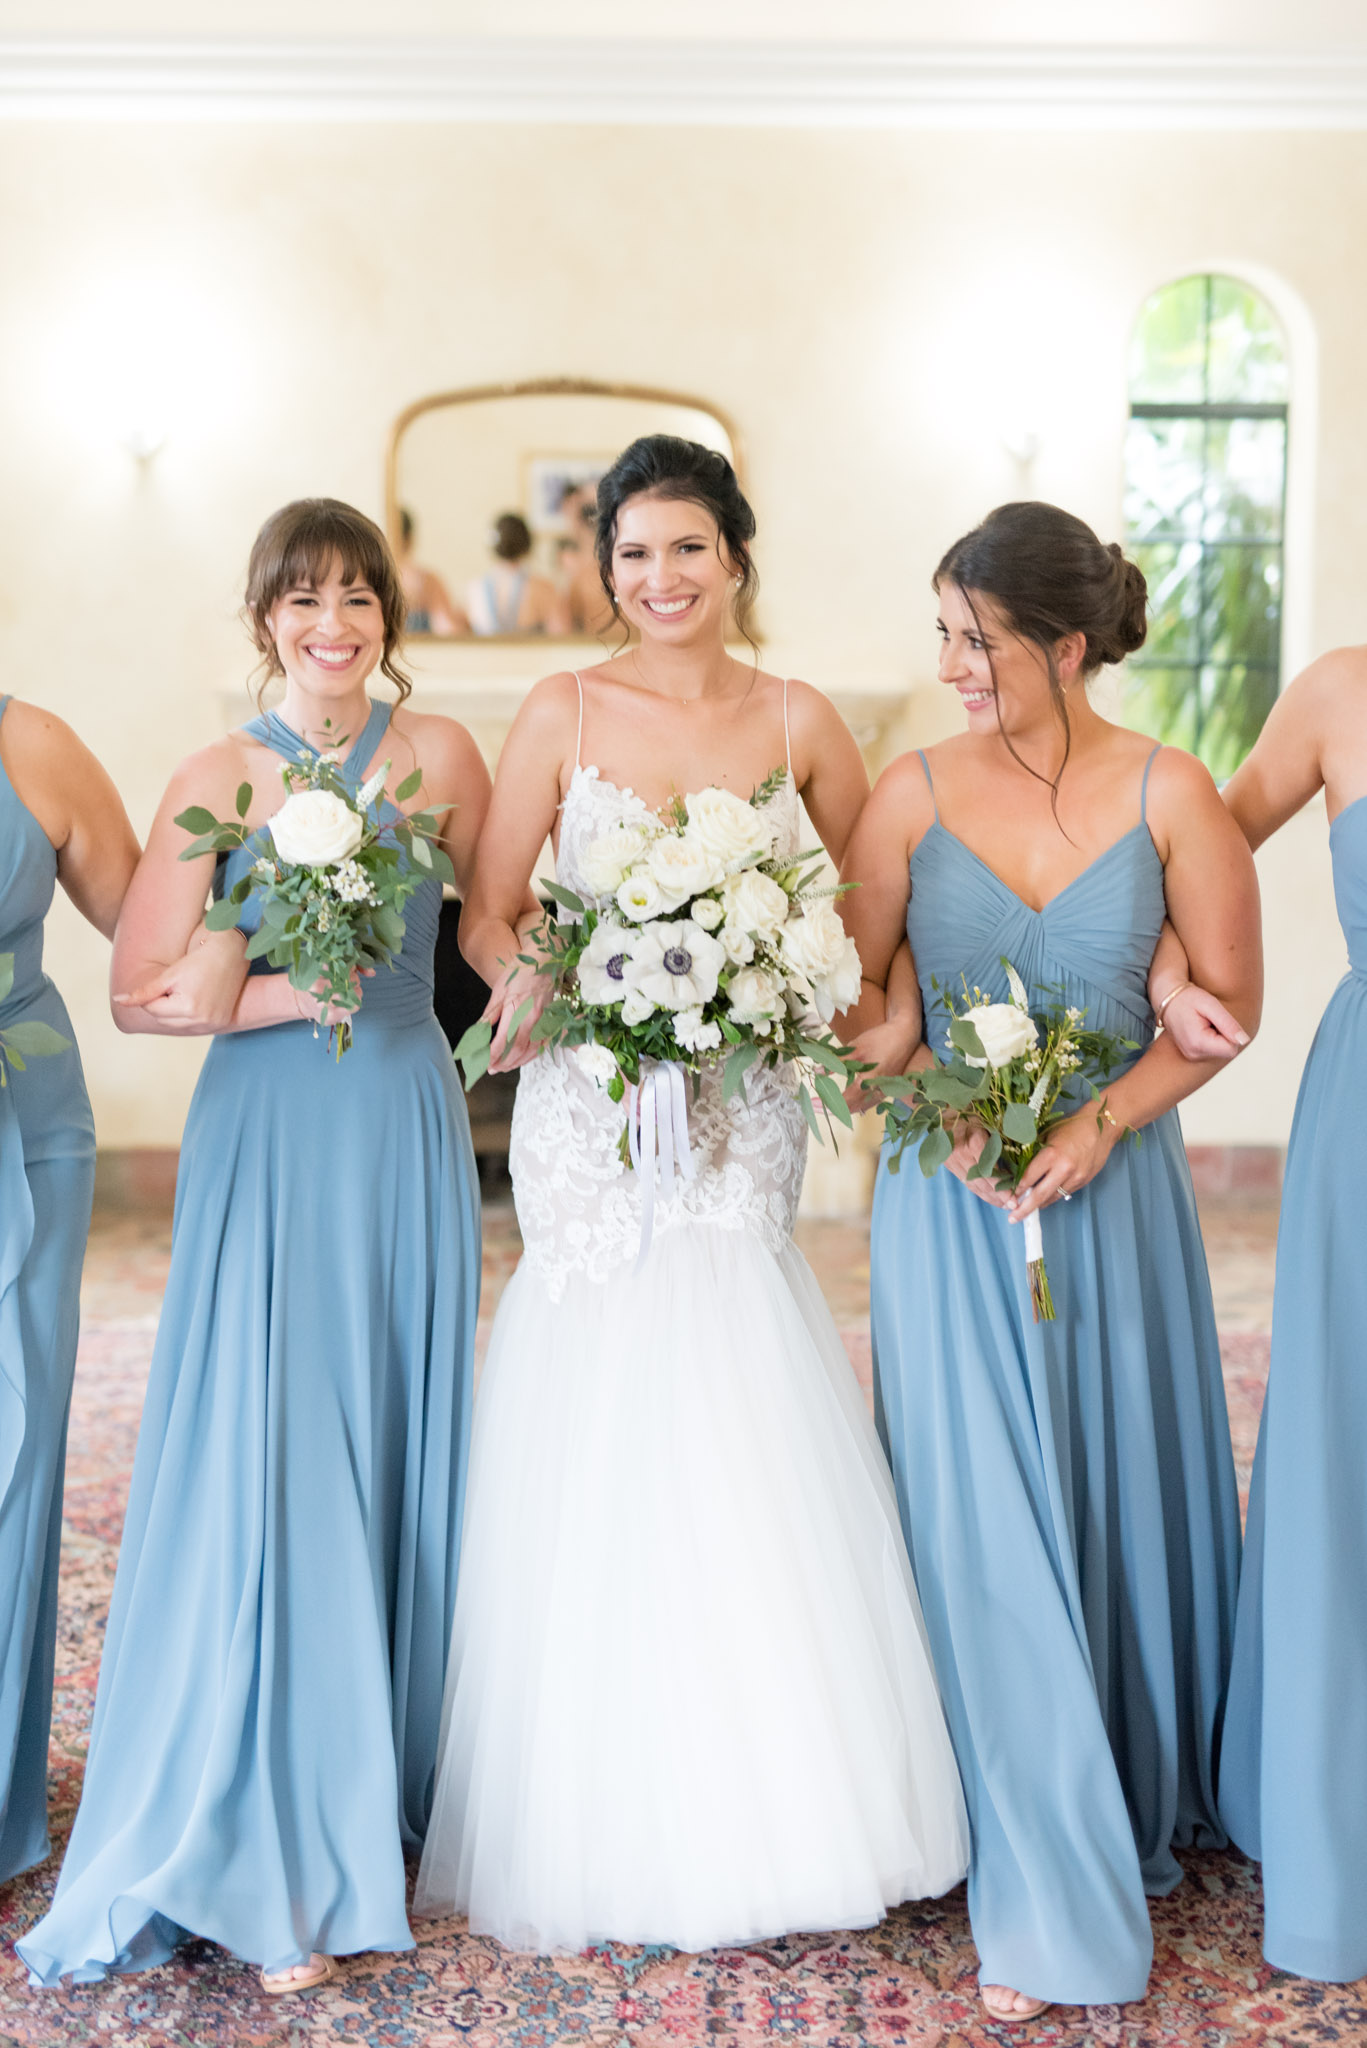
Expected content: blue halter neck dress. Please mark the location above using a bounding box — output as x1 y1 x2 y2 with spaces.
0 697 96 1885
1220 794 1367 1981
869 748 1241 2007
19 701 480 1984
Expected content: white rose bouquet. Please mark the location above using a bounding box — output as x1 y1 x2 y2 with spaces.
876 958 1137 1322
457 767 863 1156
176 733 454 1058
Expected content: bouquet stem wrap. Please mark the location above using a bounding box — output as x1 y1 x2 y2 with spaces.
626 1059 696 1268
1021 1210 1056 1324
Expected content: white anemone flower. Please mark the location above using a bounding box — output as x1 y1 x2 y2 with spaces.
577 920 642 1005
626 918 726 1013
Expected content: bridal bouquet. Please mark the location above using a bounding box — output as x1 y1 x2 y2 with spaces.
456 769 864 1149
0 953 70 1083
877 960 1136 1321
177 734 454 1058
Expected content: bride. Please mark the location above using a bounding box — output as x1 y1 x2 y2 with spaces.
419 434 968 1954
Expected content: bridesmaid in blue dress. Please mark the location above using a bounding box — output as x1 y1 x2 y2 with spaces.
840 503 1262 2022
19 500 495 1996
1157 647 1367 1981
0 703 137 1886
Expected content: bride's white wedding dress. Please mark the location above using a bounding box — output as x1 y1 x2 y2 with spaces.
416 707 968 1954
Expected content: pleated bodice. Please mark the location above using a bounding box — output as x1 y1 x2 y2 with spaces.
223 700 441 1031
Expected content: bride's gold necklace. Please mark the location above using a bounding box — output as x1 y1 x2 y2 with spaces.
627 648 756 713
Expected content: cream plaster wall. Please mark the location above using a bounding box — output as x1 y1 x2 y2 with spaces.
4 117 1358 1151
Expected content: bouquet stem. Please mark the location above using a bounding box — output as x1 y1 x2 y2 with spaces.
1022 1209 1056 1324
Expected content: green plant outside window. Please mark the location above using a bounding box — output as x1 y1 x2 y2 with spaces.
1122 274 1288 781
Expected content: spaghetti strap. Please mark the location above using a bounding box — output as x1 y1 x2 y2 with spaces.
916 750 940 823
782 678 793 774
0 695 9 725
573 672 584 769
1140 743 1162 825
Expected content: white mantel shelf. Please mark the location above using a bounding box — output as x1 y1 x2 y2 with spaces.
8 39 1367 129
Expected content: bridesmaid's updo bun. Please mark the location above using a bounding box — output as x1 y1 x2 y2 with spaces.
594 435 759 649
244 497 412 705
934 502 1148 675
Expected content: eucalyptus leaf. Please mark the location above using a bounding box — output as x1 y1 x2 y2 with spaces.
948 1016 986 1062
4 1046 24 1071
204 896 242 931
812 1071 854 1129
796 1086 822 1141
796 1034 853 1077
410 834 433 868
0 1020 70 1056
966 1127 1004 1180
539 879 587 916
918 1124 954 1176
243 928 276 961
395 767 423 803
235 781 253 819
722 1042 761 1104
1002 1101 1038 1144
174 805 223 836
0 954 13 1003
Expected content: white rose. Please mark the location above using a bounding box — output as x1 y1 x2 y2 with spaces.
672 1006 723 1054
269 789 364 867
959 1000 1039 1070
720 867 790 943
686 786 775 872
573 1042 619 1088
647 830 724 906
690 895 724 931
626 918 727 1013
621 986 655 1026
812 936 863 1021
721 924 756 966
576 920 641 1005
727 966 783 1030
578 825 651 900
780 900 850 980
616 870 667 923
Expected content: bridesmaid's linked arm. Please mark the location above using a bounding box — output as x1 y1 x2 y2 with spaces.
1011 750 1263 1220
0 701 140 938
835 752 934 1078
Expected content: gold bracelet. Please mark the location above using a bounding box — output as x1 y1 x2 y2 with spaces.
1156 979 1192 1023
1098 1101 1120 1132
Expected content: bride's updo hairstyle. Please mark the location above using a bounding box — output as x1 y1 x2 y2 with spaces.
594 435 760 652
243 497 412 707
934 500 1148 819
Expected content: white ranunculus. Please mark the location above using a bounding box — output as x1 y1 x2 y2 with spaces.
727 966 784 1030
721 923 756 966
269 789 364 867
578 824 652 900
673 1006 723 1054
627 918 727 1012
686 786 775 871
780 899 850 980
616 870 667 923
720 868 790 942
647 830 724 906
573 1042 619 1087
576 920 641 1005
621 985 655 1026
690 895 724 931
960 1000 1039 1070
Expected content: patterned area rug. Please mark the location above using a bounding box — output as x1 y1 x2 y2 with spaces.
4 1282 1362 2045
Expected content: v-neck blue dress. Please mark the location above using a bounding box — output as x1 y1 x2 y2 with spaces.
0 697 96 1885
19 702 480 1984
1220 795 1367 1981
870 749 1241 2007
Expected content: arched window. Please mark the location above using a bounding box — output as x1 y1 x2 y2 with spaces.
1123 274 1289 779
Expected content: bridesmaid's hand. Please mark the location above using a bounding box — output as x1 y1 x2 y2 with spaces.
485 959 551 1072
1160 982 1250 1063
1008 1104 1121 1220
295 965 371 1029
843 1018 921 1110
944 1120 1013 1207
115 927 249 1033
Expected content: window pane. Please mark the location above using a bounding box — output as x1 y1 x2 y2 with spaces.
1205 276 1289 404
1130 540 1202 663
1194 664 1280 783
1128 275 1209 404
1120 665 1201 753
1201 419 1287 539
1203 545 1282 668
1124 418 1205 540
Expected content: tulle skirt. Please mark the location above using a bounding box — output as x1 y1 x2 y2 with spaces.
415 1221 969 1955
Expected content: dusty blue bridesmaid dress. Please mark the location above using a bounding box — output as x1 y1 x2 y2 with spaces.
1219 797 1367 1982
0 697 95 1885
870 749 1241 2006
19 700 479 1983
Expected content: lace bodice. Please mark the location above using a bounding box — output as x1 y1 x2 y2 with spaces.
510 761 808 1299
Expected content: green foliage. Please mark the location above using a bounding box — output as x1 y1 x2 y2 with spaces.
0 952 71 1085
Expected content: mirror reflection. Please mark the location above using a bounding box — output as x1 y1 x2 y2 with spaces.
387 380 741 641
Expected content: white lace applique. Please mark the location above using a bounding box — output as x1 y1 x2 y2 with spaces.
509 764 808 1298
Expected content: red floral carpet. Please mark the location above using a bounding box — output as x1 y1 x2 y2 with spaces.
3 1281 1364 2044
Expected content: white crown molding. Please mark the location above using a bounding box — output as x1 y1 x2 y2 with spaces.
4 38 1367 128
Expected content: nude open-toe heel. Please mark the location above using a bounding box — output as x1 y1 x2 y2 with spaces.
260 1955 339 1997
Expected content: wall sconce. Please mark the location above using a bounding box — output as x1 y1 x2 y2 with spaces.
1001 425 1041 469
122 421 168 464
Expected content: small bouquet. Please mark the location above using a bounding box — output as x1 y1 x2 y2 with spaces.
877 959 1136 1321
0 953 70 1083
177 733 454 1057
457 769 864 1178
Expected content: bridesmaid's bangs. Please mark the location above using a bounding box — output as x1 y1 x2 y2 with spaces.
243 497 412 705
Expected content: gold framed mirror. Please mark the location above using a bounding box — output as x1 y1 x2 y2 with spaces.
385 377 745 644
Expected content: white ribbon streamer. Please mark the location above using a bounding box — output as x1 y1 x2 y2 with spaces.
626 1059 696 1267
1022 1210 1044 1268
